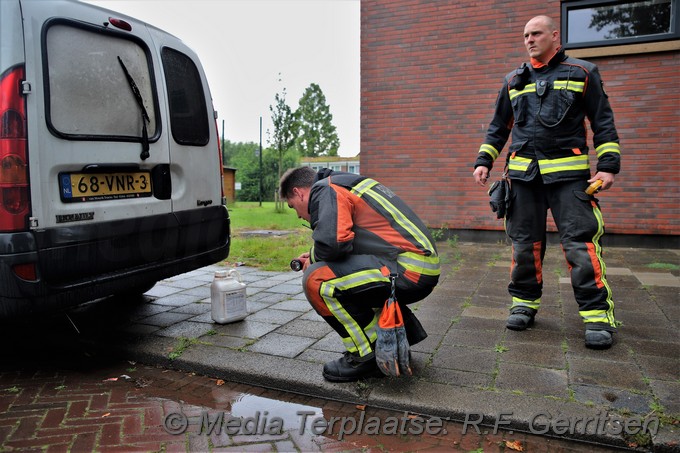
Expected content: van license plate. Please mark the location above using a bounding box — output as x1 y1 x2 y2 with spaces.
59 171 152 202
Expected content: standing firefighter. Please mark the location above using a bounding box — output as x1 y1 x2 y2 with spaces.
472 15 621 349
280 167 440 381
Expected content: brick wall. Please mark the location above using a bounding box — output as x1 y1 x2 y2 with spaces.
361 1 679 240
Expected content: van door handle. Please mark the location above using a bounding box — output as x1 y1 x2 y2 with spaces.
151 164 172 200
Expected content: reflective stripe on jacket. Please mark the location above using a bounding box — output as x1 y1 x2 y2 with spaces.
308 170 439 285
475 49 621 183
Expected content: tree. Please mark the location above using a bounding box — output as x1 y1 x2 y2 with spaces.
269 86 299 211
261 147 299 202
222 139 257 167
295 83 340 157
222 139 260 201
222 139 299 203
589 3 670 39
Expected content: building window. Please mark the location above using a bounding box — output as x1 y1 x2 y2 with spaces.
562 0 679 49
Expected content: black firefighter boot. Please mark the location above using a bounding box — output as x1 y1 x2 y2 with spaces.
322 351 384 382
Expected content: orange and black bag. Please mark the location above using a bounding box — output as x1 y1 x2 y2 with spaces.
375 274 412 377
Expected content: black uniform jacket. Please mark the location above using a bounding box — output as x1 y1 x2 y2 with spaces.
475 49 621 183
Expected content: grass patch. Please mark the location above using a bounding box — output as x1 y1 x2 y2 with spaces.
228 201 305 232
646 262 679 271
168 337 198 360
430 225 448 242
223 202 312 271
494 344 509 353
225 230 311 271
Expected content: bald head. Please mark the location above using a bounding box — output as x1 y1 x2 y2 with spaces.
523 15 560 64
527 15 558 32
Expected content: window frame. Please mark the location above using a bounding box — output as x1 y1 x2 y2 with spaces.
561 0 680 50
160 47 210 147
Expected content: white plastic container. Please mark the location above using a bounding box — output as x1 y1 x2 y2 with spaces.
211 269 247 324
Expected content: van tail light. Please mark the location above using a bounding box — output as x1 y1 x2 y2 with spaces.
0 65 30 232
12 262 37 281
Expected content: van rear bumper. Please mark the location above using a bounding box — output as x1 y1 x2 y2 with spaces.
0 206 230 319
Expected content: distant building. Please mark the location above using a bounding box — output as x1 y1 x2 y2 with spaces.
300 155 361 174
221 166 237 204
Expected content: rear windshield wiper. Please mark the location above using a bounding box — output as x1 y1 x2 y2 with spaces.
118 56 150 160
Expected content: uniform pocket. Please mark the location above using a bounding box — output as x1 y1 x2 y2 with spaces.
564 189 601 241
538 88 575 127
508 139 528 154
575 187 599 205
511 95 528 126
556 137 587 155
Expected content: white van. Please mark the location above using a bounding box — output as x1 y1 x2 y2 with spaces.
0 0 230 318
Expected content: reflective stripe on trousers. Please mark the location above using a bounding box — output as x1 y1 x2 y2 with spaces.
506 178 616 328
303 254 439 357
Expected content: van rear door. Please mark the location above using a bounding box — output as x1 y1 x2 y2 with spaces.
148 27 224 214
21 0 173 230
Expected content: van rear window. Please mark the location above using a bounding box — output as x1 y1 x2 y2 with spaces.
44 24 157 140
161 48 209 146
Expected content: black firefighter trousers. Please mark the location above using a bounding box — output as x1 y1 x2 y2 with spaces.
505 177 616 332
302 254 437 358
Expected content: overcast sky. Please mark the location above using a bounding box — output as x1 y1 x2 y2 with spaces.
85 0 360 157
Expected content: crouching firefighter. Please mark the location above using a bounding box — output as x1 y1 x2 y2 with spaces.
279 166 440 382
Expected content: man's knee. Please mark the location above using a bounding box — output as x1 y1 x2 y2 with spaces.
302 262 336 316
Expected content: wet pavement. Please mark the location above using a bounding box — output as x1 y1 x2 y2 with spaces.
0 354 618 452
1 241 679 451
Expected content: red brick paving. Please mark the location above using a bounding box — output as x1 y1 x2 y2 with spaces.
0 359 621 452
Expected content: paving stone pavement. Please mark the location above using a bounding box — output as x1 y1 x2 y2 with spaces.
2 242 678 451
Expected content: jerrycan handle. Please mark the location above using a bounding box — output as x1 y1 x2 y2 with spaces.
227 269 242 283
